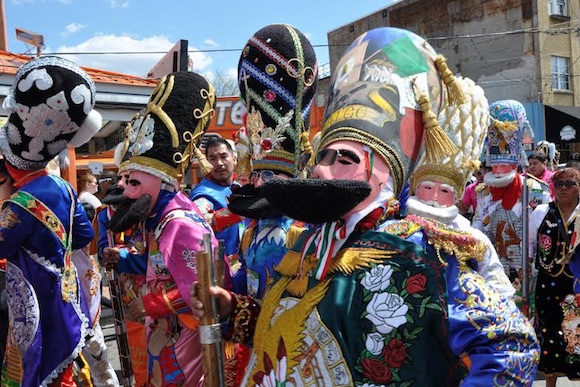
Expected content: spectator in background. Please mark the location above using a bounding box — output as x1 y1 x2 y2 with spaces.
457 164 488 219
529 167 580 384
527 151 553 197
78 172 102 221
189 136 241 257
96 170 117 201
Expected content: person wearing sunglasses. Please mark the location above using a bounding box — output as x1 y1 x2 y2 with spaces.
528 167 580 384
190 27 538 386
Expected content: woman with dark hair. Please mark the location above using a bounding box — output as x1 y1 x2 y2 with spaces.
529 167 580 385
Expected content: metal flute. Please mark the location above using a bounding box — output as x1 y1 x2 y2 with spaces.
106 230 136 387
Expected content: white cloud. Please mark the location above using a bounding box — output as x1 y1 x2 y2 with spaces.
48 34 212 77
62 23 88 37
203 39 218 48
109 0 129 8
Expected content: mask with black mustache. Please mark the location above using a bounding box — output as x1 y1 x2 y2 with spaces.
227 183 281 219
261 179 372 224
109 194 152 233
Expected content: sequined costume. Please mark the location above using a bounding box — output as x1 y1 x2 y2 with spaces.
141 190 217 386
225 211 541 386
233 216 302 299
529 201 580 379
0 173 94 387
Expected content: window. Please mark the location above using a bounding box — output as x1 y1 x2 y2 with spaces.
548 0 568 16
551 56 570 91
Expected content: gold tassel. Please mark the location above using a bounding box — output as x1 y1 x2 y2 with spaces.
194 146 213 175
300 132 315 167
224 341 235 360
416 91 458 163
434 55 466 105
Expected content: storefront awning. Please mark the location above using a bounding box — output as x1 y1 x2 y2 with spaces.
545 105 580 144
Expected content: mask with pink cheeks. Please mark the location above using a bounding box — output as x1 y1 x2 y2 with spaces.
123 170 162 212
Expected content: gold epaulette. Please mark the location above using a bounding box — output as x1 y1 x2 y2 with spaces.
474 182 487 193
525 173 548 187
385 216 487 264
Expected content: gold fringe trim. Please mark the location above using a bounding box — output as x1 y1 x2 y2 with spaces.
491 119 518 132
415 86 458 163
225 340 235 360
286 225 305 250
241 225 256 252
328 249 396 275
434 55 466 105
275 250 303 277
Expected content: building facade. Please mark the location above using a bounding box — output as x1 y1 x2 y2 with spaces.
323 0 580 161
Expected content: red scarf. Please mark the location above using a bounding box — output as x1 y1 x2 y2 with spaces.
489 175 522 210
6 163 48 189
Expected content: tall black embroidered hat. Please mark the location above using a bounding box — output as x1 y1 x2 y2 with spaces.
319 27 464 197
238 23 318 177
123 71 215 188
0 56 102 170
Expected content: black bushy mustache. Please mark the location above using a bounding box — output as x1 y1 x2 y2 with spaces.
109 194 152 233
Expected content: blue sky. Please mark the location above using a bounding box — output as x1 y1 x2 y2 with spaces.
4 0 392 78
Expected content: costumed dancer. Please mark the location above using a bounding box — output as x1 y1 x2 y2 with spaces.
0 56 101 387
98 112 149 387
224 23 318 386
401 75 538 384
528 167 580 383
404 76 515 300
192 27 537 385
111 71 218 385
472 100 551 312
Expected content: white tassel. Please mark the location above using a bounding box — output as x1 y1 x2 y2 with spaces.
2 88 16 112
57 148 69 169
69 109 102 147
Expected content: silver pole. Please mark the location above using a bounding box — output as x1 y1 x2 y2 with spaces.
521 173 530 317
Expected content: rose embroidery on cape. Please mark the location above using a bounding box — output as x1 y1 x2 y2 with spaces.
358 263 442 385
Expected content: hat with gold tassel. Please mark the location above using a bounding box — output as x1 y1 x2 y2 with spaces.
238 23 318 177
319 27 466 197
409 77 490 197
123 71 215 188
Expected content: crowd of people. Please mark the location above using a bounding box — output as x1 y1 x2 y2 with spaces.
0 24 579 387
